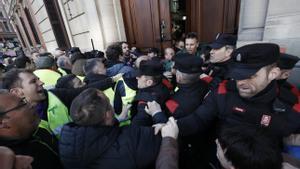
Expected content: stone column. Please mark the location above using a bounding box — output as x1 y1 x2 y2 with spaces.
94 0 126 48
237 0 269 46
263 0 300 55
83 0 105 50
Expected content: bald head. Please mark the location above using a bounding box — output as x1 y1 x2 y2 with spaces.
0 91 39 140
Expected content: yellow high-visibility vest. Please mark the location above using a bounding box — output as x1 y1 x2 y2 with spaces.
114 78 136 126
34 69 61 89
38 91 71 138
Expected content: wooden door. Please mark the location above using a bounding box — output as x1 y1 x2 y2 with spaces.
186 0 240 43
121 0 172 51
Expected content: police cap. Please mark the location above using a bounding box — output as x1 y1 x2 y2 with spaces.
278 53 299 70
174 53 203 73
138 60 164 76
209 33 237 49
227 43 280 80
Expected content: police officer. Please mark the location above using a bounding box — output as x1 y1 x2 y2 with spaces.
277 53 300 106
148 44 300 147
131 60 170 126
166 53 208 118
165 52 211 169
276 53 300 161
203 33 237 89
175 43 300 138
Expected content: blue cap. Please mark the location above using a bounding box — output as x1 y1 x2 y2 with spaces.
209 33 237 49
227 43 280 80
137 60 164 76
174 53 203 73
278 53 299 69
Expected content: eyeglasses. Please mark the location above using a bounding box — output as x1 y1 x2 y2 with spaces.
0 98 28 116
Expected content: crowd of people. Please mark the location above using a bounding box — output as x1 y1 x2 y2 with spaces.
0 32 300 169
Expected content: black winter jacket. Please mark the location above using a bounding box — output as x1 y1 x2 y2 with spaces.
59 123 161 169
177 80 300 138
131 83 170 126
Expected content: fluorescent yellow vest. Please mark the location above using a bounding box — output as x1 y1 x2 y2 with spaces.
114 78 136 126
103 88 115 106
76 75 85 82
38 91 71 138
174 87 179 92
34 69 61 88
58 68 67 76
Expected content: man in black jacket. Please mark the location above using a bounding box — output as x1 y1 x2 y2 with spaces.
149 44 300 147
173 43 300 138
0 91 63 169
277 53 300 106
131 60 170 126
83 58 109 84
59 88 161 169
203 33 237 89
165 53 211 169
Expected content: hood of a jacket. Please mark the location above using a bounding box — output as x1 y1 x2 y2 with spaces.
83 73 109 84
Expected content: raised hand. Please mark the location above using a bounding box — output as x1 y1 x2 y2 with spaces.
145 101 162 117
111 73 124 82
161 117 179 139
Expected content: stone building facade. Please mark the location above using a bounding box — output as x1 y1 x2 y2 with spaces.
0 0 16 42
2 0 300 56
3 0 126 52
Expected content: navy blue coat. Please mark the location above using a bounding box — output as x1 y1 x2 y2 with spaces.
59 123 161 169
177 80 300 138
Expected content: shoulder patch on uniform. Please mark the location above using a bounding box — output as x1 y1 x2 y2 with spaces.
291 85 299 97
162 79 173 90
233 106 246 113
165 99 179 114
293 103 300 113
138 101 146 105
218 80 228 94
201 76 213 84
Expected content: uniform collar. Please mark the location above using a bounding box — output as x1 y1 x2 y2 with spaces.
177 80 203 91
139 82 163 92
136 82 169 103
212 57 233 67
227 80 278 103
243 81 278 103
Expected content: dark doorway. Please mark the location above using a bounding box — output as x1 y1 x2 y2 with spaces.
171 0 240 43
186 0 240 43
121 0 240 50
170 0 187 41
43 0 71 50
